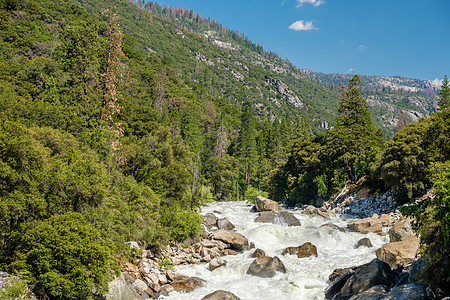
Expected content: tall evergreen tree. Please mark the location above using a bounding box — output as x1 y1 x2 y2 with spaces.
438 75 450 110
328 75 382 182
236 105 258 188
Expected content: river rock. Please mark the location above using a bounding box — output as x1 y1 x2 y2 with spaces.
132 278 150 294
217 218 235 230
320 222 346 232
209 257 227 271
325 271 355 299
246 256 286 278
376 235 420 268
211 230 249 251
202 290 241 300
203 213 218 230
355 237 373 248
254 211 301 226
106 273 138 300
329 267 357 283
282 242 318 258
302 205 331 219
338 258 396 299
251 248 266 258
381 283 430 300
222 249 238 256
348 285 389 300
255 196 283 212
347 217 383 234
409 257 428 284
171 277 205 293
389 217 414 242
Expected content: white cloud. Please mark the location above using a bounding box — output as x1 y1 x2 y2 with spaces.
297 0 325 7
358 44 367 50
289 20 317 31
347 68 355 74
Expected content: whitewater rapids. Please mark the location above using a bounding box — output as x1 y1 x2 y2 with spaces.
161 201 389 300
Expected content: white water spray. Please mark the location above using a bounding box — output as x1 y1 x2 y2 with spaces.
161 201 388 300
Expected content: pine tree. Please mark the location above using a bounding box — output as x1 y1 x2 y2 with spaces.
236 105 258 188
438 75 450 110
329 75 382 182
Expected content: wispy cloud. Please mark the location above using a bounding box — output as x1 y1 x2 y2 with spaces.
347 68 355 74
296 0 325 7
358 44 367 50
289 20 317 31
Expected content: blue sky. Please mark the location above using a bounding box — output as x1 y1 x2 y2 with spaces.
148 0 449 80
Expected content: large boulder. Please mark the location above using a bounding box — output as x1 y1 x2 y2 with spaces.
338 259 396 299
202 290 241 300
203 213 218 230
302 205 331 219
282 242 318 258
409 257 428 284
254 211 301 226
389 217 414 242
348 285 389 300
211 230 249 251
376 235 420 268
171 277 205 293
355 238 373 249
255 196 283 212
325 271 354 299
380 283 430 300
347 217 383 234
217 218 235 230
246 256 286 278
209 257 227 271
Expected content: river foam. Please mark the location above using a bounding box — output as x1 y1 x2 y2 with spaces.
161 201 389 300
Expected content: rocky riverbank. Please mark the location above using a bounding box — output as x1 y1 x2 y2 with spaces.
103 195 447 299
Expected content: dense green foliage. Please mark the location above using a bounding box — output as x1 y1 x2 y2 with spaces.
380 79 450 291
271 75 383 206
0 0 312 297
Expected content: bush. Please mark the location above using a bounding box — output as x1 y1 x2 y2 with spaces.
161 205 202 241
244 186 268 203
14 212 114 299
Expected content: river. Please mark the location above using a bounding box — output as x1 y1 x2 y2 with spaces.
161 201 389 300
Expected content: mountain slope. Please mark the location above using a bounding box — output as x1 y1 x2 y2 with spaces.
75 0 341 131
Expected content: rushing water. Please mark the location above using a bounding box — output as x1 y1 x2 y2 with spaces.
161 201 389 300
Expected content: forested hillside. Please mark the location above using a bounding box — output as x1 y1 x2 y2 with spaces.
0 0 310 297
